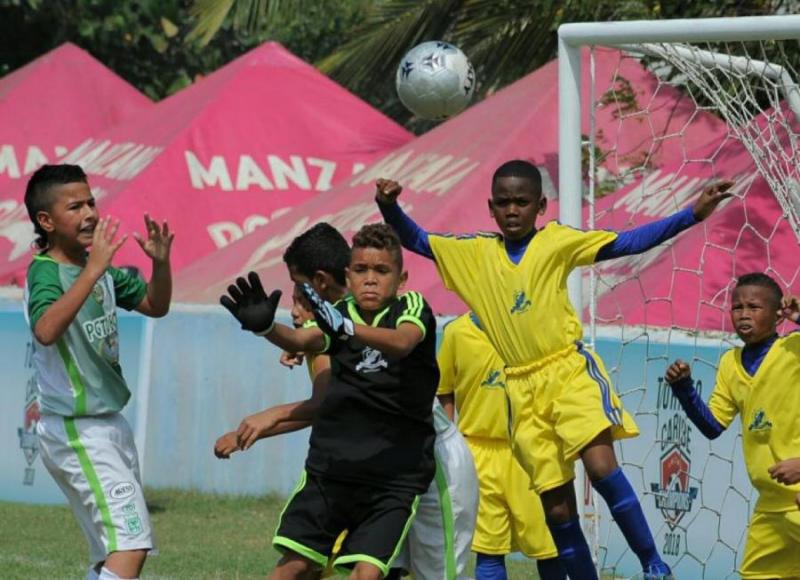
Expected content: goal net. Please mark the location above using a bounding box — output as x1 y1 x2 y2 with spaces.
558 16 800 579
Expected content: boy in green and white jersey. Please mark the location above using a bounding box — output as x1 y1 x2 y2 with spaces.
23 164 174 580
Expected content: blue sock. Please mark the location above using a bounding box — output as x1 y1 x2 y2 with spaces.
475 553 507 580
536 556 568 580
592 467 665 570
547 518 598 579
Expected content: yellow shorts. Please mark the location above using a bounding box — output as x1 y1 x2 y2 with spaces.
466 437 558 559
740 510 800 579
505 344 639 494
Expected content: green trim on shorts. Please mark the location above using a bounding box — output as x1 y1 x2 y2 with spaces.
273 536 329 568
63 417 117 552
333 494 420 575
272 471 330 567
56 339 87 416
434 453 457 580
333 553 390 576
274 470 307 536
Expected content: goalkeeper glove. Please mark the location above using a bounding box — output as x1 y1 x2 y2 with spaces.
301 282 354 340
220 271 282 335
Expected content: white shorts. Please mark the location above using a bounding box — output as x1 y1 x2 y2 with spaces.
37 413 155 565
394 426 478 579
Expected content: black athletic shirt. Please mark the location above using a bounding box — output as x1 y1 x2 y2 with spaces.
305 291 438 493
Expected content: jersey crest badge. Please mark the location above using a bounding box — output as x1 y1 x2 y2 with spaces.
356 347 389 373
510 290 531 314
748 408 773 432
480 369 506 389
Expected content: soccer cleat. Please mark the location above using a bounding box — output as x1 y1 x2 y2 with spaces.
642 562 674 580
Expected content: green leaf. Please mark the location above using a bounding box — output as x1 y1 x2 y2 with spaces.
161 16 179 38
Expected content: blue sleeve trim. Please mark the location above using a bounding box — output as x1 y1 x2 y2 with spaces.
596 207 697 262
377 201 433 260
669 377 724 439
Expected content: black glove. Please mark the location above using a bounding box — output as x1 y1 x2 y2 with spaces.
220 271 282 335
301 283 354 340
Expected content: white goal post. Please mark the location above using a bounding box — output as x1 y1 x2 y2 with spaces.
557 14 800 578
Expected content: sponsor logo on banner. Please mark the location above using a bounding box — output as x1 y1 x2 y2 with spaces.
650 377 701 557
17 342 40 485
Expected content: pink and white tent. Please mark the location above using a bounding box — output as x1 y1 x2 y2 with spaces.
590 106 800 333
0 42 412 284
173 48 729 308
0 43 152 263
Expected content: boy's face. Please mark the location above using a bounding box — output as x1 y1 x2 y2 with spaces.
488 176 546 241
290 283 314 327
38 182 98 250
731 285 780 345
347 247 407 312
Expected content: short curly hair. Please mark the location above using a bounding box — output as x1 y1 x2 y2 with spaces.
734 272 783 309
282 222 350 286
352 223 403 270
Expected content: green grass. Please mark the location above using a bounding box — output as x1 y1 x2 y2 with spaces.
0 488 540 579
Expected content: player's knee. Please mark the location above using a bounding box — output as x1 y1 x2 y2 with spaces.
274 552 319 579
348 561 383 580
541 484 577 525
103 549 148 578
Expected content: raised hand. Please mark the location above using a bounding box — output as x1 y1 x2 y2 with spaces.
134 213 173 263
220 271 282 335
301 282 354 340
693 181 734 221
781 294 800 324
375 178 403 205
665 359 692 386
87 217 127 275
768 458 800 485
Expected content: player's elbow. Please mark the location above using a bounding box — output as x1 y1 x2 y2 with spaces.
150 303 170 318
33 320 58 346
34 328 57 346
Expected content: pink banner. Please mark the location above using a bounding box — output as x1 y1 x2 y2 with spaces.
0 43 152 265
0 42 412 284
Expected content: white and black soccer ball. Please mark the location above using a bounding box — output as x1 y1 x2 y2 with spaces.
395 41 475 120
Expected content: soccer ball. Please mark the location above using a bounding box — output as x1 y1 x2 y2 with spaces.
395 41 475 120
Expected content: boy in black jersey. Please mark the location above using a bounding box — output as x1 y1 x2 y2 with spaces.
220 224 438 580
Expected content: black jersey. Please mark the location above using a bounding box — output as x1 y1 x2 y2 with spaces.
305 291 439 493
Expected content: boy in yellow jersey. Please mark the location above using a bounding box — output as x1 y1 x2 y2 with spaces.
665 273 800 579
376 159 732 579
437 312 565 580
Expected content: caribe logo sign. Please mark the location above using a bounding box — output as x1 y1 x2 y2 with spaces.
651 446 698 529
651 377 700 534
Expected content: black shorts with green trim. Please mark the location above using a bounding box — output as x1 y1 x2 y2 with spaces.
273 471 419 576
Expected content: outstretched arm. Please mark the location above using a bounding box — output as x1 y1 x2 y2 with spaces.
375 178 434 259
214 358 332 458
596 181 733 262
665 360 725 439
219 272 327 353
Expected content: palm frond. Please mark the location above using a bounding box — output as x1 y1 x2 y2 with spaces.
186 0 236 46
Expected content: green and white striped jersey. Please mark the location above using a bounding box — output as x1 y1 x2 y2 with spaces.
24 254 146 417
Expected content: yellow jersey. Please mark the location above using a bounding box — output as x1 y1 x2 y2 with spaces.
708 333 800 512
437 313 509 440
428 222 617 366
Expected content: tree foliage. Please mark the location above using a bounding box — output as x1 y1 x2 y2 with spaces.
0 0 366 100
0 0 794 132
